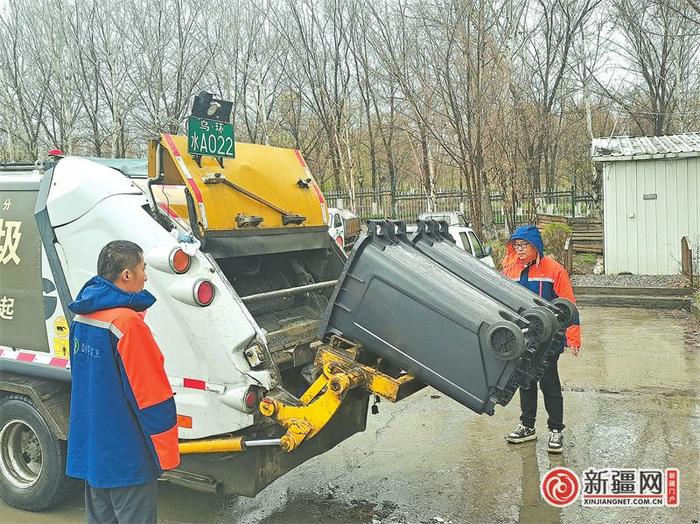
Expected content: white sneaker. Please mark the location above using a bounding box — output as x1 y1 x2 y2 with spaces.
548 430 563 453
505 424 537 443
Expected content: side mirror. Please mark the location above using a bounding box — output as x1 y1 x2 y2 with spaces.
484 246 493 256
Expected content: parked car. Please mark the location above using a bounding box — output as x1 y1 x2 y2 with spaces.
419 211 470 228
415 212 496 268
327 207 361 251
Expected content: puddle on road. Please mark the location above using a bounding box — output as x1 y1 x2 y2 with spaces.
2 306 697 524
562 307 699 394
517 446 561 524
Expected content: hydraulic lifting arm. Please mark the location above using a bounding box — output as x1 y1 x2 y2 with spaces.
178 337 424 456
259 337 426 452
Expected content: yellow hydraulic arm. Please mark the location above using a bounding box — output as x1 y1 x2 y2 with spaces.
258 337 424 452
178 337 425 455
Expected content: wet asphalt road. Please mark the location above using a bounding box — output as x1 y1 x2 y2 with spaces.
1 306 698 524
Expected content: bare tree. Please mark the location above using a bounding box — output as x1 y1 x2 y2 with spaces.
2 0 694 234
514 0 603 191
126 0 215 137
271 0 353 192
605 0 700 135
367 0 441 216
0 0 50 158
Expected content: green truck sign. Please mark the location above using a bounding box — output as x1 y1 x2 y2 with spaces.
187 116 235 158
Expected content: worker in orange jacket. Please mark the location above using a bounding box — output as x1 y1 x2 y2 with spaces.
68 240 179 523
501 225 580 453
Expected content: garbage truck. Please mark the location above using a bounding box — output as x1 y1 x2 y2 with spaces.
0 103 576 512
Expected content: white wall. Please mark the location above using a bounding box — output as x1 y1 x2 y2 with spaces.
603 156 699 275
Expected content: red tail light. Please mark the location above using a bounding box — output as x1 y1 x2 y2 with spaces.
169 248 191 274
244 388 259 410
243 387 265 412
193 279 215 306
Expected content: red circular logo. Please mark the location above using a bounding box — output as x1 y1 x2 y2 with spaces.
541 467 580 507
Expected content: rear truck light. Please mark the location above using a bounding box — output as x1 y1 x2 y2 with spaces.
170 248 191 274
221 385 265 413
48 148 65 158
168 278 215 307
146 245 192 274
193 279 215 306
244 389 259 410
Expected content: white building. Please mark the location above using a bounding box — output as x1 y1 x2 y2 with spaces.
591 133 699 275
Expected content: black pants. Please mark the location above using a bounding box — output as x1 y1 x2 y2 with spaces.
519 353 564 431
85 480 157 524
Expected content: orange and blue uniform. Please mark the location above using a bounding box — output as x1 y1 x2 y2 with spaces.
502 225 580 434
67 276 179 488
502 225 581 350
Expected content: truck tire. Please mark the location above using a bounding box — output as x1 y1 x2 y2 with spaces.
0 394 74 511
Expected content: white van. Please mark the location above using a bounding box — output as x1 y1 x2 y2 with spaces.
417 212 496 268
327 207 360 251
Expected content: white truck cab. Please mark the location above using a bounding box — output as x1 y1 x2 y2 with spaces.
417 212 496 268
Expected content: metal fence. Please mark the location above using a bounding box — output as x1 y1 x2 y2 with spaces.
324 187 596 224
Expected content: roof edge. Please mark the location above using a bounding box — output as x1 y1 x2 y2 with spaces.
592 150 700 162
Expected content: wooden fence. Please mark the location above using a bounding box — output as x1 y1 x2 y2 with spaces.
681 236 694 285
537 214 603 255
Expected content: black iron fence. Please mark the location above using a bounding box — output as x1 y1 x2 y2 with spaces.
323 187 596 225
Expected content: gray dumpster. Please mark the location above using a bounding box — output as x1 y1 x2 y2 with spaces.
407 220 579 384
319 221 549 415
410 220 568 337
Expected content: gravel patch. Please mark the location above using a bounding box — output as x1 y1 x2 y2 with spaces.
572 274 692 288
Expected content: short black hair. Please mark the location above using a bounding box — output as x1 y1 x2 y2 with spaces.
97 240 143 283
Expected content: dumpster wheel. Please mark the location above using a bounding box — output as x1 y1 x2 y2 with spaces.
551 298 578 328
485 321 526 361
523 307 557 343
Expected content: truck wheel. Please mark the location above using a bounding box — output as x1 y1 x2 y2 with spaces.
0 395 73 511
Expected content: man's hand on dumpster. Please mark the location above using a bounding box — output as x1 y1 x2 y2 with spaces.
566 346 580 357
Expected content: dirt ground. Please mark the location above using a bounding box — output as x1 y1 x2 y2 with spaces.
1 306 698 524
